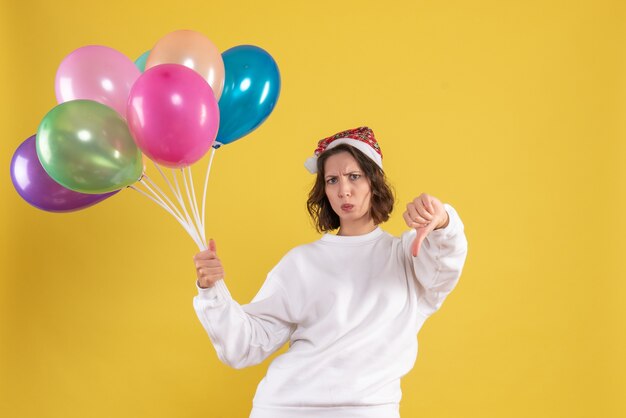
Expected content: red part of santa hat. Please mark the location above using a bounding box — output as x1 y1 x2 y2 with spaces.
304 126 383 174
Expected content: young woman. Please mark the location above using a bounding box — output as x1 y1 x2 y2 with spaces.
192 127 468 418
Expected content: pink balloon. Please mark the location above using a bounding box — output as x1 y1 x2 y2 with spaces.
126 64 219 168
55 45 140 117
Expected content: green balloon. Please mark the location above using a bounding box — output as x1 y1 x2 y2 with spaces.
36 100 143 194
134 50 150 72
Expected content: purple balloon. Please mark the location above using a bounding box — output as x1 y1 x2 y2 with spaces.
10 135 119 212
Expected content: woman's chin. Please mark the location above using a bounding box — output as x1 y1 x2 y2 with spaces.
338 212 367 222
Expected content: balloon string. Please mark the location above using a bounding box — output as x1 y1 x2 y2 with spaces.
152 162 205 249
141 172 185 222
182 168 206 248
128 184 204 249
137 178 202 248
172 169 206 249
201 148 217 236
137 178 184 224
154 162 183 203
185 166 206 246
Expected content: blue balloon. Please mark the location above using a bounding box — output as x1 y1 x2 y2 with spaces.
215 45 281 146
134 50 150 72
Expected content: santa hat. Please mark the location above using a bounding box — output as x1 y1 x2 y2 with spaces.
304 126 383 174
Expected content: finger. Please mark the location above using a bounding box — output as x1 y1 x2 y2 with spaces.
413 197 435 221
412 227 431 257
411 233 423 257
403 213 415 228
420 194 435 215
195 259 221 269
415 204 434 221
209 238 216 252
202 267 224 275
198 267 224 278
196 252 217 261
412 219 437 256
205 260 223 269
411 214 429 227
403 211 419 228
194 248 217 260
204 273 224 282
407 203 429 224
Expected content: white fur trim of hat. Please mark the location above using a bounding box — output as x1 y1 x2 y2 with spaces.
304 126 383 174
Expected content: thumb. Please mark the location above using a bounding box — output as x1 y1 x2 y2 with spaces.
209 238 217 254
411 228 428 257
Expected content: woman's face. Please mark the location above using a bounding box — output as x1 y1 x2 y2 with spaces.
323 151 372 225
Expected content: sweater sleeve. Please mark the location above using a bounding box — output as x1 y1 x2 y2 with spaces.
192 266 296 369
401 203 468 317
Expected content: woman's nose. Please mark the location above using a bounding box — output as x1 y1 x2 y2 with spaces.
338 181 351 197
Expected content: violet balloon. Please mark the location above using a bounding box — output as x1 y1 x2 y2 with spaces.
10 135 118 212
126 64 219 168
55 45 140 117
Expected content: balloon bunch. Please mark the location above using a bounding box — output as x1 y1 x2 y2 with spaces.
10 30 281 250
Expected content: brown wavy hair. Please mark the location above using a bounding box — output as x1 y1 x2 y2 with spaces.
306 143 395 233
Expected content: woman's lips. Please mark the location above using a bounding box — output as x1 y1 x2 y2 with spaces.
341 204 354 211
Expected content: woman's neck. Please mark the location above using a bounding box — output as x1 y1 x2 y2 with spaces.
337 218 377 236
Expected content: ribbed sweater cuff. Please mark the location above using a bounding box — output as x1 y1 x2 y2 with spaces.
195 279 232 303
430 203 463 240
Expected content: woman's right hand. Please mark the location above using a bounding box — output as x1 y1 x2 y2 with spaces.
193 239 225 288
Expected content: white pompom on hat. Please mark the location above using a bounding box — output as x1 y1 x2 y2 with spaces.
304 126 383 174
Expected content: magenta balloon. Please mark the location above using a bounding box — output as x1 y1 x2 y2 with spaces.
55 45 140 117
10 135 118 212
126 64 219 168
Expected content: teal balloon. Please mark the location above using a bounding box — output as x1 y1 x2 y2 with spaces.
134 50 150 72
215 45 281 146
36 100 143 194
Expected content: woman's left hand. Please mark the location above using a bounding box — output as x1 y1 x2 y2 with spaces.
402 193 449 257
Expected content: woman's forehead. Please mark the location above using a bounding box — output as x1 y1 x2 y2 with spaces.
324 152 362 173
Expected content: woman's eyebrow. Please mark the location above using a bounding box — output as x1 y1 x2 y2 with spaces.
325 170 361 179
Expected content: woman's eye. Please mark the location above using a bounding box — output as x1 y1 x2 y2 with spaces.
326 178 337 184
350 174 361 180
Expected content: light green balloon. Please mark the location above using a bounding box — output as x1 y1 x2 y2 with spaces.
134 50 150 72
36 100 143 194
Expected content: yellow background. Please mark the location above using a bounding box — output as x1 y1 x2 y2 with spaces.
1 0 625 417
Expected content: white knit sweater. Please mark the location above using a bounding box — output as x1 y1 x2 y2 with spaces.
193 203 468 418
